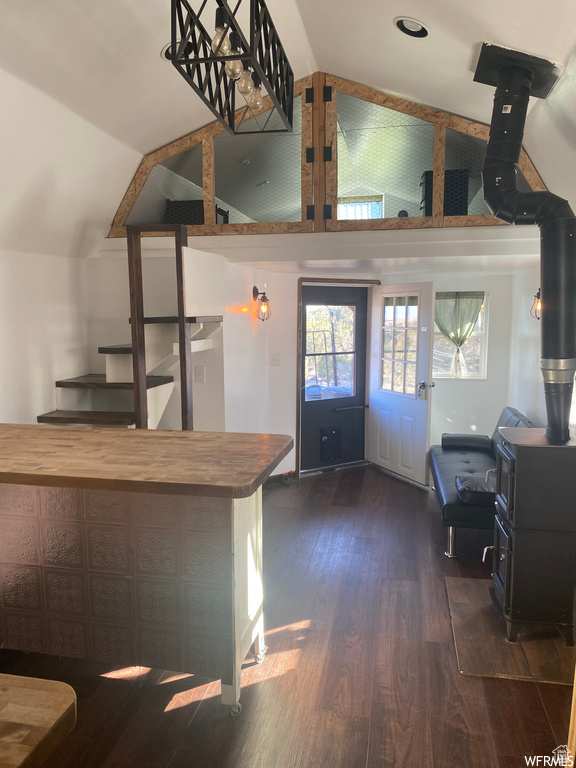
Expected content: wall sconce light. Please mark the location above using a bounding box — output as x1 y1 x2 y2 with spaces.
530 289 542 320
253 286 271 321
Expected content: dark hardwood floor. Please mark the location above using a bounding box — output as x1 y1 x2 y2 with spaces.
1 465 571 767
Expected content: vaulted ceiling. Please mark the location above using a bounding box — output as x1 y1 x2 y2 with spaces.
2 0 576 269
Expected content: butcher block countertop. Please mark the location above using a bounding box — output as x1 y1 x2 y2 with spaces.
0 674 76 768
0 424 293 498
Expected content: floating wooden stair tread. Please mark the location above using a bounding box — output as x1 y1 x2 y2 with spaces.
97 343 132 355
37 410 136 426
55 374 173 390
130 315 223 324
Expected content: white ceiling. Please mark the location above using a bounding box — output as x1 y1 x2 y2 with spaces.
0 0 574 155
1 0 576 274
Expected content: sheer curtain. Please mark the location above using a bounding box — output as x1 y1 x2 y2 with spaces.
435 291 484 377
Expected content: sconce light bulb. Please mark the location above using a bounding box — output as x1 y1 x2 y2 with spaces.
260 302 268 315
530 289 542 320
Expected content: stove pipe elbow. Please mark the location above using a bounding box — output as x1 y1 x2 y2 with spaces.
483 64 576 443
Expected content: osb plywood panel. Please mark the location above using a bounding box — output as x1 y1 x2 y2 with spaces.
109 72 548 239
432 125 447 224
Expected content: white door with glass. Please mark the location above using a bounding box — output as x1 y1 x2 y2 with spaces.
367 283 435 485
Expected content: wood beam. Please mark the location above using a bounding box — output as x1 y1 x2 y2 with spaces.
126 226 148 429
174 225 193 430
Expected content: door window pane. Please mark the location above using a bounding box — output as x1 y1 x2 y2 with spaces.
380 294 419 395
305 304 356 401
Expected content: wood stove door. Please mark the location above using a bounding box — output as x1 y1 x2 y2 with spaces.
492 514 511 617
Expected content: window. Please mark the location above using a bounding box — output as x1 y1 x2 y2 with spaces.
380 295 418 395
304 304 356 401
337 196 383 220
433 293 489 378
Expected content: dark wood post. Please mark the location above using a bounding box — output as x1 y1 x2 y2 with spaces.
126 226 148 429
175 225 193 430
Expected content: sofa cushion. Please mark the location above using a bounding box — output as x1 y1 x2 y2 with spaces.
491 406 536 455
455 472 496 506
441 433 492 452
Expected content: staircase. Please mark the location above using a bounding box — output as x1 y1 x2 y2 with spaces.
37 224 223 430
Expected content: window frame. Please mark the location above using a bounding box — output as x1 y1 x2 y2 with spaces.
432 292 489 380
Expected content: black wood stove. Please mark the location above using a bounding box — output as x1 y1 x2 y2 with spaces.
490 427 576 644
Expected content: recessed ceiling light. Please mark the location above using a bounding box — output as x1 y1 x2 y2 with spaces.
393 17 429 38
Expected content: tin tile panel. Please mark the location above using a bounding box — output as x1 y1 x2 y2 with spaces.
0 519 40 565
41 522 84 569
89 574 134 623
86 525 131 574
0 565 43 612
40 487 83 521
134 529 179 578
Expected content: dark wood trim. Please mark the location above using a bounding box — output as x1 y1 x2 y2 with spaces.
299 278 381 286
175 225 193 430
311 72 327 233
126 226 148 429
295 279 304 477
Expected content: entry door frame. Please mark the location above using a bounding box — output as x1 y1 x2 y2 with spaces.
295 277 381 477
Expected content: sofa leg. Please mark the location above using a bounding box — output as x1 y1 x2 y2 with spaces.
444 527 458 558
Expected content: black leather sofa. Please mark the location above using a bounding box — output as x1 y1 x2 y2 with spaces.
429 406 536 557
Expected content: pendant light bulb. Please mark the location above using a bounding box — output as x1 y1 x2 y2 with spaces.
246 72 264 113
225 31 244 80
211 7 230 55
237 64 254 96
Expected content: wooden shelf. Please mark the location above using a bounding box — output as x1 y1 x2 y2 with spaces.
55 373 173 390
97 343 132 355
37 410 136 426
129 315 223 324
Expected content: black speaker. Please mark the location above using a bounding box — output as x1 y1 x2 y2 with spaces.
421 169 469 216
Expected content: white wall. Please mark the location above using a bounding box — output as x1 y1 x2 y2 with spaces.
0 251 88 422
0 66 142 424
427 273 514 444
507 263 546 426
222 264 270 434
265 272 300 474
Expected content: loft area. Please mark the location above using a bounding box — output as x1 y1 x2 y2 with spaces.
109 73 545 238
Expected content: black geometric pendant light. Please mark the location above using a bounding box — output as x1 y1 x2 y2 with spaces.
167 0 294 134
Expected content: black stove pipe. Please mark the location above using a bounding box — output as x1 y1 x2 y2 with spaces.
483 64 576 443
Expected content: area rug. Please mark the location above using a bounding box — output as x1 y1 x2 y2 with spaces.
446 577 576 685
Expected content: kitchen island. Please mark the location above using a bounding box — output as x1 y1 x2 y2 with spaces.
0 424 293 714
